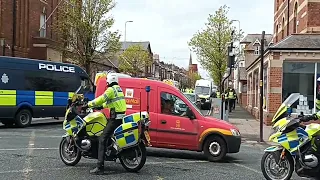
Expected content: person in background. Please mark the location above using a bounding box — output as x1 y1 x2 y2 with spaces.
225 86 236 113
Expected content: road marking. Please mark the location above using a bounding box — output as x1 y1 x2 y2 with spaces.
232 163 262 174
154 176 164 180
146 160 208 165
0 135 61 138
0 147 58 151
0 160 208 174
22 130 35 180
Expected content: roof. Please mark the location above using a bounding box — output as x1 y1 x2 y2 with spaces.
241 34 273 44
241 34 273 51
269 34 320 50
246 34 320 70
120 41 152 52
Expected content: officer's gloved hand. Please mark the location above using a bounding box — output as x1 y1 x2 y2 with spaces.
82 103 89 110
94 106 104 110
300 114 318 122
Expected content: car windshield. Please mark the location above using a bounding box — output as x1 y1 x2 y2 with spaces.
182 93 203 116
184 93 195 102
195 86 210 95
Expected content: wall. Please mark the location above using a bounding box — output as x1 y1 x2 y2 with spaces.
274 0 320 43
0 0 59 59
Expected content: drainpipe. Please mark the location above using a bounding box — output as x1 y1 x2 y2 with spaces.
287 0 290 35
12 0 17 57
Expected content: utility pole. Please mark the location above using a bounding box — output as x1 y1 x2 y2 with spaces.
259 31 265 143
221 30 235 120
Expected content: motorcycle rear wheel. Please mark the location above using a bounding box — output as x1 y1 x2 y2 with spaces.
261 151 294 180
59 137 81 166
119 142 146 172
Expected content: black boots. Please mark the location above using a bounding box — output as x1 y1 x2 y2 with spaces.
89 166 104 175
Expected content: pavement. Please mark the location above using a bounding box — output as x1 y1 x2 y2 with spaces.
227 105 273 144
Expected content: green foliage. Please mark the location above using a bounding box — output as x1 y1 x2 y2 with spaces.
188 5 243 88
118 45 152 77
53 0 121 76
188 72 201 88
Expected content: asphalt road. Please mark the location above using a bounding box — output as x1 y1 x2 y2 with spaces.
0 113 303 180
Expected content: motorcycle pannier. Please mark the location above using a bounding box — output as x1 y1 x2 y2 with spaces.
114 122 139 149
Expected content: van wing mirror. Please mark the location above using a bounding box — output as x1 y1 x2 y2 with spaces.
186 107 195 120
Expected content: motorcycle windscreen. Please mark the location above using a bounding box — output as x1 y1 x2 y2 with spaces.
272 93 300 123
114 122 139 149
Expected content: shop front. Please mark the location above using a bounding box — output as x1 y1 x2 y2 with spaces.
282 61 320 115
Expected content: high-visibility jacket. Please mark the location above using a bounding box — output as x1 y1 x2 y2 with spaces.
88 85 127 114
216 91 221 98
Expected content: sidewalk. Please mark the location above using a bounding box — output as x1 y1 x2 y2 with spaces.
227 104 272 144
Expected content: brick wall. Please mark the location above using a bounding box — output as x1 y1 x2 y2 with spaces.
273 0 320 43
0 0 59 59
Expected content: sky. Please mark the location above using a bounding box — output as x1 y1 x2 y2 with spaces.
109 0 274 78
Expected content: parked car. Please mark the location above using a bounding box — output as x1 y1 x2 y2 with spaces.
183 93 201 109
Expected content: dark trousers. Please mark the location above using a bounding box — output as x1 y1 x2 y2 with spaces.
229 99 235 112
97 118 122 167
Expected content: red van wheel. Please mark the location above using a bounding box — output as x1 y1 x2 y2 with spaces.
203 136 227 162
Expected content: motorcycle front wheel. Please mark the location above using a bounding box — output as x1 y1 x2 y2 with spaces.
261 151 294 180
119 142 146 172
59 137 81 166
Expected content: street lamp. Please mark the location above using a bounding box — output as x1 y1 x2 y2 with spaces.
124 20 133 49
0 38 5 56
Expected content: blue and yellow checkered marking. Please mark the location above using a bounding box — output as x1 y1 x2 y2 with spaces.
64 116 86 136
0 89 94 107
122 111 149 123
114 122 139 149
276 127 309 153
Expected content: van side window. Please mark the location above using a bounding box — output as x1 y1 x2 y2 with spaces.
24 71 79 92
160 92 189 117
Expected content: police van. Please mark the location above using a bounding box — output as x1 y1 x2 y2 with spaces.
0 56 95 127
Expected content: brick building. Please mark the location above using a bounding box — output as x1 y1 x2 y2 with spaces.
245 0 320 125
0 0 63 61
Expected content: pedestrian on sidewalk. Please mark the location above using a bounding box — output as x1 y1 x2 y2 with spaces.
225 86 236 113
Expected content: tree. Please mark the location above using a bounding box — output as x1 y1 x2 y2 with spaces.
118 44 152 77
188 72 201 88
53 0 121 76
188 5 243 91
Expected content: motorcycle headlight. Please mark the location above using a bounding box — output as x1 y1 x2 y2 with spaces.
230 129 241 136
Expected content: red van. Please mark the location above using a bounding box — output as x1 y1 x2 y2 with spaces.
95 76 241 161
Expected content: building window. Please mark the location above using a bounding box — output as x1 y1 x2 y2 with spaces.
254 45 260 55
283 62 315 115
281 17 285 39
293 3 298 33
254 71 259 107
40 13 46 37
263 64 268 110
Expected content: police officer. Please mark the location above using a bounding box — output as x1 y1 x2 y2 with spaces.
84 73 127 175
225 87 236 112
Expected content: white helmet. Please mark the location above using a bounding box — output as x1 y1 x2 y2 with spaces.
106 73 119 84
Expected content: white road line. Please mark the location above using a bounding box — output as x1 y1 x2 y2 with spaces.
0 160 208 174
232 163 262 174
146 160 208 165
0 147 58 151
22 130 35 180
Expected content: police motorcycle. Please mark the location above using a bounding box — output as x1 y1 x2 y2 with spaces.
59 85 151 172
261 93 320 180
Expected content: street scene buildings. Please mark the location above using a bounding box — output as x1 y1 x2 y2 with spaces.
234 0 320 125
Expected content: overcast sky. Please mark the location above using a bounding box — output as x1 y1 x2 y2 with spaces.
109 0 274 78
